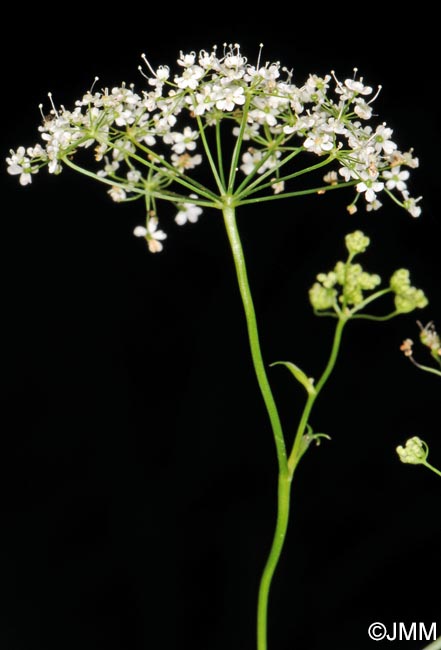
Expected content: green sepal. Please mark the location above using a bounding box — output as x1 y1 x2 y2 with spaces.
270 360 316 396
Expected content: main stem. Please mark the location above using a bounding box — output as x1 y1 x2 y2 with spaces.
222 202 287 472
222 202 289 650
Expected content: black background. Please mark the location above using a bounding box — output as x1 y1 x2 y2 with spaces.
1 10 440 650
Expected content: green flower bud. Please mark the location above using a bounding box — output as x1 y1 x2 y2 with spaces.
390 269 428 313
334 260 346 285
395 289 428 313
345 230 370 255
309 282 336 310
396 437 428 465
390 268 410 294
342 284 363 306
359 271 381 291
316 271 337 289
340 264 381 305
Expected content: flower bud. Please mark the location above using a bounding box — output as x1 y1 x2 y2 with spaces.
390 268 410 294
390 269 428 313
309 283 336 310
396 436 428 465
345 230 370 255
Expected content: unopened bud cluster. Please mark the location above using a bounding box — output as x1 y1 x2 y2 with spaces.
309 230 427 316
390 269 428 313
396 436 428 465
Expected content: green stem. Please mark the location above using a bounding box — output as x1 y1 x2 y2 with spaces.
237 154 335 201
423 461 441 478
349 288 393 315
237 180 357 206
410 359 441 379
222 202 287 471
227 94 252 191
221 201 288 650
195 113 226 194
215 119 226 189
289 316 346 473
256 473 291 650
351 310 400 322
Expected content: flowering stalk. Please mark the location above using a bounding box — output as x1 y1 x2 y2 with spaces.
221 222 427 650
397 328 441 650
6 45 426 650
397 322 441 482
221 203 289 650
396 437 441 478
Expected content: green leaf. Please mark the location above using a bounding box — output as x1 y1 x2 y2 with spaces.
270 361 316 396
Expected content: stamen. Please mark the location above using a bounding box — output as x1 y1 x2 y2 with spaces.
330 70 344 92
47 92 59 118
368 85 382 105
138 65 149 81
89 76 99 94
257 43 264 70
140 53 158 78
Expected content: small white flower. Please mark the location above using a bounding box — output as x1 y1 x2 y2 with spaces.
127 169 142 183
241 149 263 175
175 194 203 225
339 166 356 182
344 78 373 95
373 124 397 155
356 178 384 202
382 167 410 191
271 180 285 194
323 171 338 185
304 131 334 154
48 159 62 174
224 50 247 70
366 198 383 211
134 217 167 251
402 192 422 218
177 52 197 67
175 64 204 90
215 84 246 111
232 122 260 140
98 158 120 178
108 186 126 202
198 49 218 70
354 99 372 120
171 153 203 171
114 109 135 127
7 163 33 185
171 126 199 154
154 65 170 82
6 146 35 185
192 84 216 115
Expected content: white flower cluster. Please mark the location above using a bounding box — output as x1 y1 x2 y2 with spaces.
6 44 421 251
